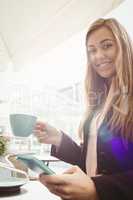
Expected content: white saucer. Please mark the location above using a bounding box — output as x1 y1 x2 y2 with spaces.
0 177 27 187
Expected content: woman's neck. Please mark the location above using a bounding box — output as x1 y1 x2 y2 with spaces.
104 78 112 89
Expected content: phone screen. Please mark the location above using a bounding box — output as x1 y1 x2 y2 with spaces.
16 154 55 175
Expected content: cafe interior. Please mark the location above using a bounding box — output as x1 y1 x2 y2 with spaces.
0 0 132 199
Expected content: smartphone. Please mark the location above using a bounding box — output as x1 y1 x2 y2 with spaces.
16 154 55 175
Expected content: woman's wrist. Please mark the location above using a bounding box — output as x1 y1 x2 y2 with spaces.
54 130 63 147
89 179 99 200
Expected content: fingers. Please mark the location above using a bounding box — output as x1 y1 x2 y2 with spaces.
39 166 80 185
34 130 47 137
48 185 71 199
39 172 80 199
63 165 80 174
35 121 47 132
34 131 48 143
40 177 71 199
47 186 71 200
34 121 47 138
39 174 67 185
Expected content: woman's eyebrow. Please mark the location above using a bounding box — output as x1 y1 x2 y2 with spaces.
100 38 114 44
88 38 114 48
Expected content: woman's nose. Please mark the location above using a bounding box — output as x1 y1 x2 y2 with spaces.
95 48 105 59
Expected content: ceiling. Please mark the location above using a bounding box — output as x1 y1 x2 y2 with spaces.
0 0 124 71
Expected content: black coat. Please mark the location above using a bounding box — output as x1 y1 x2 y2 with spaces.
51 120 133 200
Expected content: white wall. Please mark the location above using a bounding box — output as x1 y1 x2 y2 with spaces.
106 0 133 39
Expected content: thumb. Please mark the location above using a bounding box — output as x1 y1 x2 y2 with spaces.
63 165 80 174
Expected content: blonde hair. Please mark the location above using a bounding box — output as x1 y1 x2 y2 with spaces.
79 18 133 141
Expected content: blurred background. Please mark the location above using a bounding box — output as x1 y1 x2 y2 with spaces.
0 0 132 154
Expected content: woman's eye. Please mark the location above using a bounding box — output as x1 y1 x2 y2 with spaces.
88 48 96 55
102 43 113 49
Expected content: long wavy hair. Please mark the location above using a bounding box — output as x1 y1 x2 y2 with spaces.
79 18 133 141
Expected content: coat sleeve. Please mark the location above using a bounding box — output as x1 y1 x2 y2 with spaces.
51 132 85 170
91 170 133 200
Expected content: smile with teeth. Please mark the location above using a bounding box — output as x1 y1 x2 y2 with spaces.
96 62 111 68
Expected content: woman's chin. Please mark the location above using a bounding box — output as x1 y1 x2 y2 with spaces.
98 70 116 79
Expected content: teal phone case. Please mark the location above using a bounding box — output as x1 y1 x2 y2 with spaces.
17 154 55 175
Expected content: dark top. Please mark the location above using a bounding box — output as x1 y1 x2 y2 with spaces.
51 114 133 200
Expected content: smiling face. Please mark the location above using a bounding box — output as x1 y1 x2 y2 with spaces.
87 26 118 79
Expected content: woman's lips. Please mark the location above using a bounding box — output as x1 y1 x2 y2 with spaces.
96 62 112 68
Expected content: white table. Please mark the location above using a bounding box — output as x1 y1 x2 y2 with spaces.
0 181 61 200
34 154 60 165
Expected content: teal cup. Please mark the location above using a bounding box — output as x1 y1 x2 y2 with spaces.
10 114 37 137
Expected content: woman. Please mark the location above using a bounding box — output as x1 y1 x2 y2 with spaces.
34 18 133 200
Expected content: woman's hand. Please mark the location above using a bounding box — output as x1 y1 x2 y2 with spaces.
39 166 99 200
34 121 62 147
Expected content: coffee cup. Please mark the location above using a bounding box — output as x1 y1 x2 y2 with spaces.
10 114 37 137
